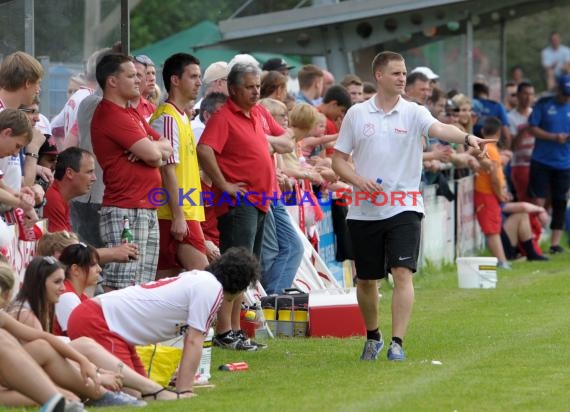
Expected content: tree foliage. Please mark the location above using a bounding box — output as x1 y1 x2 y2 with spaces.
505 4 570 91
129 0 301 50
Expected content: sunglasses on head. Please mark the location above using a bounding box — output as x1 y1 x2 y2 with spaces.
42 256 59 265
133 55 155 67
20 107 39 114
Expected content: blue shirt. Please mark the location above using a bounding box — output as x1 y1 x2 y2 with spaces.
528 96 570 169
473 98 509 136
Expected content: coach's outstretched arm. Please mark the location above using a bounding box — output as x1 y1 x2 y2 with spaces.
428 121 497 155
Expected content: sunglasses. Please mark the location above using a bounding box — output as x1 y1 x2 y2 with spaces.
20 107 39 114
133 55 155 67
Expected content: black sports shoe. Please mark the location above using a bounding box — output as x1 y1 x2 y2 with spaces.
234 329 267 349
549 245 564 254
213 331 258 351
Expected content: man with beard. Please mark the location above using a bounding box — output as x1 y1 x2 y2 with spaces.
91 54 172 290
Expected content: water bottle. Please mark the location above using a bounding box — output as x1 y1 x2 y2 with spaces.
362 177 383 215
120 216 133 244
373 178 383 204
195 328 214 384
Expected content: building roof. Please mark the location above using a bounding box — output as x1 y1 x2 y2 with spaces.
131 20 302 71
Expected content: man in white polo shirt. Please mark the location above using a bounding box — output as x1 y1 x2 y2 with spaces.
332 51 495 362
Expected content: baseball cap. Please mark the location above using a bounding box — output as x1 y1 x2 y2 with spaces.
202 61 229 84
262 58 295 72
228 54 260 70
411 66 439 80
33 113 52 137
558 73 570 95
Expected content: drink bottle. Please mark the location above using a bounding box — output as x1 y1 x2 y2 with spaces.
121 216 133 244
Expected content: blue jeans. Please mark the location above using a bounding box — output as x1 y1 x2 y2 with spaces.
260 203 304 295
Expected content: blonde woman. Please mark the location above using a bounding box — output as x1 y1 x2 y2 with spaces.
451 93 475 134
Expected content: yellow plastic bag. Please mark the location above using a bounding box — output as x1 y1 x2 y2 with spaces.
136 345 182 386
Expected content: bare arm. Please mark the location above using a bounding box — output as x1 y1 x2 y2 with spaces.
529 126 569 144
501 125 512 150
267 135 294 154
281 164 323 184
0 310 99 386
429 121 498 155
331 150 381 195
197 144 246 197
128 137 173 167
161 164 187 241
303 133 338 148
175 327 204 396
502 201 546 215
22 129 45 187
96 244 139 264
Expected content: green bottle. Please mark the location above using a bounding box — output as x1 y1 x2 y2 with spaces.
121 216 133 244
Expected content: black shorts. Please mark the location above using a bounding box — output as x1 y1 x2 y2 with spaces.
347 211 423 280
528 160 570 200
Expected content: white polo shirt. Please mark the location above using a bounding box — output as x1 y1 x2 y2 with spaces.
335 96 436 220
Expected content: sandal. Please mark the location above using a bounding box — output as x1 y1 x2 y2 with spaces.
141 388 193 400
141 387 176 400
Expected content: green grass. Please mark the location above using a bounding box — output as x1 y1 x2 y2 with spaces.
12 251 570 412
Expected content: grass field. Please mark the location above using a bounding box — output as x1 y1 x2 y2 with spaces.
13 250 570 412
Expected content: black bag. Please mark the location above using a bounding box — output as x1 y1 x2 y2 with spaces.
260 288 309 310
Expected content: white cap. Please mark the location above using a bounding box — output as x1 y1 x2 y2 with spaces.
202 61 228 84
36 113 52 136
411 66 439 80
228 54 260 71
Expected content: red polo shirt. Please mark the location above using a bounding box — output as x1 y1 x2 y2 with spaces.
325 116 338 134
199 99 276 213
43 181 72 232
134 96 156 120
91 99 161 209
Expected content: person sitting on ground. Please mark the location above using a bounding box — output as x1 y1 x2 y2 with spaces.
66 247 261 397
8 255 177 402
0 260 80 411
500 202 549 262
0 260 144 408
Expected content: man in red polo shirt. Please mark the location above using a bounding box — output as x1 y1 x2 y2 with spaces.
43 146 139 264
91 54 172 291
198 62 279 351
